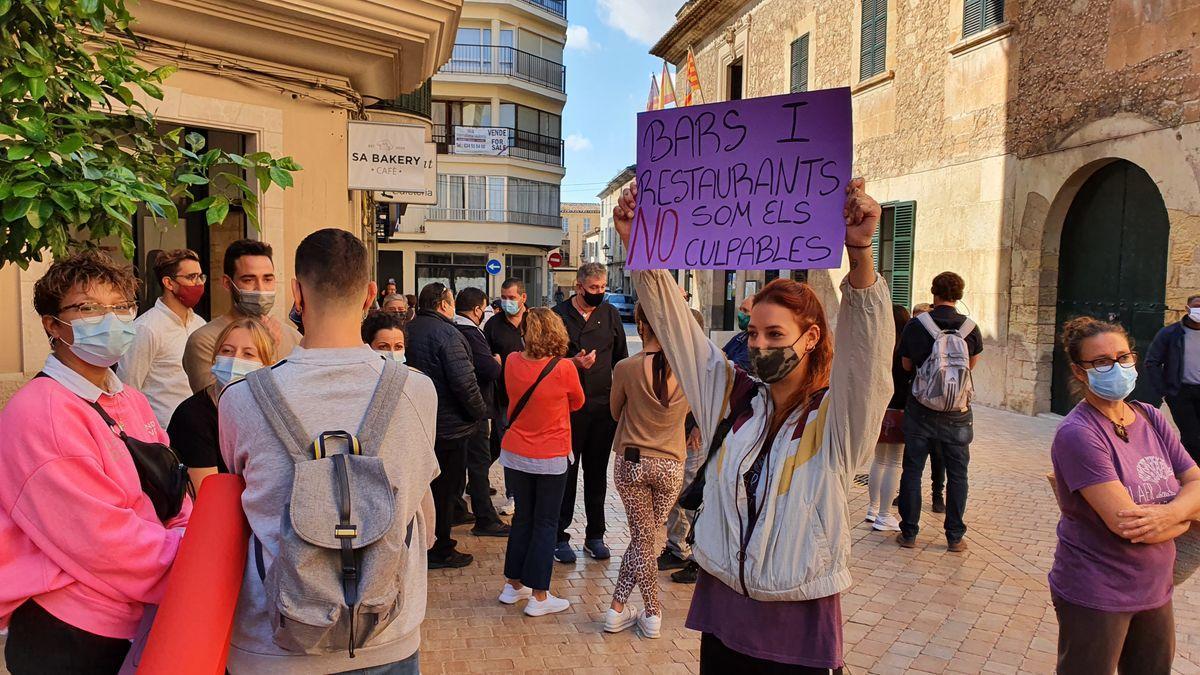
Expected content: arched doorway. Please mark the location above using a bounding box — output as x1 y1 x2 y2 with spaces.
1050 160 1170 414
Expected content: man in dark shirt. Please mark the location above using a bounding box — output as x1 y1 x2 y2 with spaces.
453 287 509 537
721 296 753 371
896 272 983 553
484 278 529 515
552 263 628 563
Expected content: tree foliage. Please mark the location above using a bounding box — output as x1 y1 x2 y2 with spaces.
0 0 301 268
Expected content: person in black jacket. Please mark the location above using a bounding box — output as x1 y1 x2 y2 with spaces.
453 286 510 537
485 278 530 516
407 282 487 568
552 262 629 563
1145 294 1200 462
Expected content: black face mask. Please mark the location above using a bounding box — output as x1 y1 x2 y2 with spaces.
581 290 605 307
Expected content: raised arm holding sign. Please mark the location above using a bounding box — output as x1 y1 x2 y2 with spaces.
630 88 853 271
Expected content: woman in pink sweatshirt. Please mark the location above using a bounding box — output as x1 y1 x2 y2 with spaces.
0 252 191 674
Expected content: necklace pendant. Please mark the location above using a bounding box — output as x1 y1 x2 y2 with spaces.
1114 422 1129 443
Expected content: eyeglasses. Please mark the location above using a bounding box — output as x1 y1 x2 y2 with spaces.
58 301 139 324
1076 352 1138 373
172 272 207 284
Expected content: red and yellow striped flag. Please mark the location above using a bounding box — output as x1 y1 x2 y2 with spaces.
645 74 660 111
683 48 704 106
660 61 676 108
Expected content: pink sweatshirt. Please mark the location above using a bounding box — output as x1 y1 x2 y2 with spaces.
0 372 191 639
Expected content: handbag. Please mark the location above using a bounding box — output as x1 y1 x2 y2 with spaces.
878 408 905 444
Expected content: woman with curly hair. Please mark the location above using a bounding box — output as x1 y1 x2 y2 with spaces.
495 307 584 617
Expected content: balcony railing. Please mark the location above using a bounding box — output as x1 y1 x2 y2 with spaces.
427 207 560 228
517 0 566 18
374 79 432 119
441 44 566 93
433 124 564 166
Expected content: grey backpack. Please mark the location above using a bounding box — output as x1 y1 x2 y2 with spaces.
911 312 975 412
245 360 415 658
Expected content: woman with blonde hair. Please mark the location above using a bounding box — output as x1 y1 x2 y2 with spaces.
605 302 691 637
168 318 276 486
496 307 584 617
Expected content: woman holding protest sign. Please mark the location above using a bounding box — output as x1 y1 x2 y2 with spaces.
613 178 892 672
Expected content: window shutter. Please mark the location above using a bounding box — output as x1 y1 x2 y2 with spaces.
984 0 1005 29
963 0 984 37
872 3 887 77
790 34 809 93
860 0 875 80
890 201 916 307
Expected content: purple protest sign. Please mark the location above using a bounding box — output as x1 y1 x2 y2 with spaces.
630 87 852 271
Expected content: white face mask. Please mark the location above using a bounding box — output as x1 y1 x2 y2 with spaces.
376 349 405 364
1189 307 1200 323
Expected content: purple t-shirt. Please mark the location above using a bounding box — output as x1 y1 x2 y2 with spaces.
1049 402 1196 612
686 570 843 668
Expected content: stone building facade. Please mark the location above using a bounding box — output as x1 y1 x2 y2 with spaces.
652 0 1200 414
554 201 601 296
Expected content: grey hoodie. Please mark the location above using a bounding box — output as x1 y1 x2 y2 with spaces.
219 345 439 674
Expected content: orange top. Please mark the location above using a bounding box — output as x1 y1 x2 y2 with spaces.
502 353 584 459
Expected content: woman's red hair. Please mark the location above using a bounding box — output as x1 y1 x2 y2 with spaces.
754 278 833 428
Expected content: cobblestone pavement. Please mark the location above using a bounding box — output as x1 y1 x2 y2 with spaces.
421 405 1200 674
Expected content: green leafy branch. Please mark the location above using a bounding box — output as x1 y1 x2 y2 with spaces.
0 0 301 268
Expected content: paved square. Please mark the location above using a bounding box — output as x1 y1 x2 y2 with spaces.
421 406 1200 674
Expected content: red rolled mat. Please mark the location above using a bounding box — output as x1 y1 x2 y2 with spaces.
138 474 250 675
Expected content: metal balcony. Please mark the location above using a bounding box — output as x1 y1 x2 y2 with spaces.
432 124 564 166
427 207 561 228
440 44 566 93
517 0 566 17
375 79 432 119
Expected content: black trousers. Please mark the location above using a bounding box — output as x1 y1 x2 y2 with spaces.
557 407 617 543
1166 384 1200 464
430 432 471 557
899 402 972 542
465 420 501 527
699 633 843 675
503 467 568 590
1053 596 1174 674
5 600 130 675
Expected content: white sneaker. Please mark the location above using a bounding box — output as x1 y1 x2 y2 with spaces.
865 507 877 523
498 497 516 516
637 610 662 638
604 605 639 633
524 593 570 617
872 514 901 532
498 583 532 605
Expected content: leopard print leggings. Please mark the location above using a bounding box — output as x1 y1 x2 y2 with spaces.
613 454 685 616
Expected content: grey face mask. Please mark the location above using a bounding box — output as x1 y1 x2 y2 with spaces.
232 286 276 317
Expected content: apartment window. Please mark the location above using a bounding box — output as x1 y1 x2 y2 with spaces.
456 27 491 46
499 103 561 138
963 0 1004 37
860 0 887 80
727 58 744 100
432 101 492 128
507 177 561 227
790 34 809 93
583 217 591 231
562 216 569 233
434 174 506 222
872 201 916 307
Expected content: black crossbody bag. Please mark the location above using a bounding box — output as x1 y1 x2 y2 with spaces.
39 372 193 521
504 357 562 432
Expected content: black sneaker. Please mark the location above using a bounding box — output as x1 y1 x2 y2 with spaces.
932 495 946 514
671 561 699 584
453 511 477 526
428 550 474 569
471 521 511 537
657 549 688 571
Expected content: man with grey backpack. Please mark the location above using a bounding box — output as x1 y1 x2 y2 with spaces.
220 229 438 674
896 272 983 553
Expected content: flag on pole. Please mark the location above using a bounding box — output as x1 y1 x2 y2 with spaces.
684 48 704 106
646 73 660 111
660 61 677 108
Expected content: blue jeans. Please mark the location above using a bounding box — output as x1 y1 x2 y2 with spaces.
334 651 419 674
504 466 568 590
899 401 972 542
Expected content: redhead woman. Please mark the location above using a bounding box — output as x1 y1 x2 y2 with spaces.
613 179 893 673
1049 316 1200 674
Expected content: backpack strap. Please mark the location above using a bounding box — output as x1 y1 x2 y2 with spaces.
244 367 313 462
956 317 976 339
916 311 942 339
356 359 409 455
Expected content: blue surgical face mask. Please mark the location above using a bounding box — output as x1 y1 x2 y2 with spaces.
57 314 137 367
212 356 263 389
375 349 405 364
500 299 521 316
1086 364 1138 402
